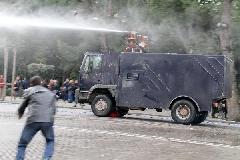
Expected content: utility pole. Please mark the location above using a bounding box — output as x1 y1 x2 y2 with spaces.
11 48 17 100
3 48 9 100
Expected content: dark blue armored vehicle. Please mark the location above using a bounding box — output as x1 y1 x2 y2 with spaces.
77 52 232 124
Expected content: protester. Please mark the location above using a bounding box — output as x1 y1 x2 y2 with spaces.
73 80 78 102
73 80 79 107
67 80 75 103
53 80 61 99
48 79 55 92
13 76 22 99
41 80 48 88
53 80 59 90
16 76 56 160
22 77 29 90
0 75 4 100
49 79 60 99
63 78 69 101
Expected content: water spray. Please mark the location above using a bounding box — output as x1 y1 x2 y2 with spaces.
0 14 129 33
0 14 151 52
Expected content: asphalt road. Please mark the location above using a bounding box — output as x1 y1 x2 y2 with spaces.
0 103 240 160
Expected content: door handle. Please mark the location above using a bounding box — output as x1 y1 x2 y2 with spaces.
127 73 139 80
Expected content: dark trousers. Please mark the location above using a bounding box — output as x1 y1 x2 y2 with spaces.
64 91 68 101
16 122 54 160
68 91 74 103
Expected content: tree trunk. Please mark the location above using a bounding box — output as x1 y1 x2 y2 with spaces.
100 0 112 53
3 48 9 100
11 48 17 99
220 0 232 56
219 0 240 120
107 0 112 17
101 33 108 52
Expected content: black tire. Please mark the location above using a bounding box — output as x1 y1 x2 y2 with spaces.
117 107 129 117
171 100 198 124
91 94 113 117
192 111 208 124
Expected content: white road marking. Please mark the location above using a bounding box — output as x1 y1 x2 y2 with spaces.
54 125 240 150
1 114 240 150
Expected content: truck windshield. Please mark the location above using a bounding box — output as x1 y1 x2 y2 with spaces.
82 55 102 73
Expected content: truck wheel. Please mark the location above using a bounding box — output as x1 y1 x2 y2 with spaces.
91 95 113 117
117 108 129 117
171 100 197 124
192 111 208 124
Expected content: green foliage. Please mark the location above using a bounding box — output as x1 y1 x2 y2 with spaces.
6 87 11 96
27 63 55 79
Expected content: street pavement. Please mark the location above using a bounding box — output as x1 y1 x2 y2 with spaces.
0 101 240 160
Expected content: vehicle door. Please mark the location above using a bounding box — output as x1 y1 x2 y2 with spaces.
79 54 103 91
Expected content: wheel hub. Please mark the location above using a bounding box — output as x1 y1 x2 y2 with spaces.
95 99 107 111
176 104 190 120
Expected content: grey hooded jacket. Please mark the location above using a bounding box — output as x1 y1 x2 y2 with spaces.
18 85 56 125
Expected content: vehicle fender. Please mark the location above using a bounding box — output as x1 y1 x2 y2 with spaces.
169 95 200 112
89 84 117 97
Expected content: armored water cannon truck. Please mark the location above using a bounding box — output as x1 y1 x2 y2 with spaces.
77 52 232 124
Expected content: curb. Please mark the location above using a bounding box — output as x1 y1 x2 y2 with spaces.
0 101 21 104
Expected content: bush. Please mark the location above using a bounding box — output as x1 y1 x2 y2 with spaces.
6 87 11 96
27 63 55 80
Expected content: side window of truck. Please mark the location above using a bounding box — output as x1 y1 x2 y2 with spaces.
83 56 90 73
91 55 102 70
83 55 102 73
